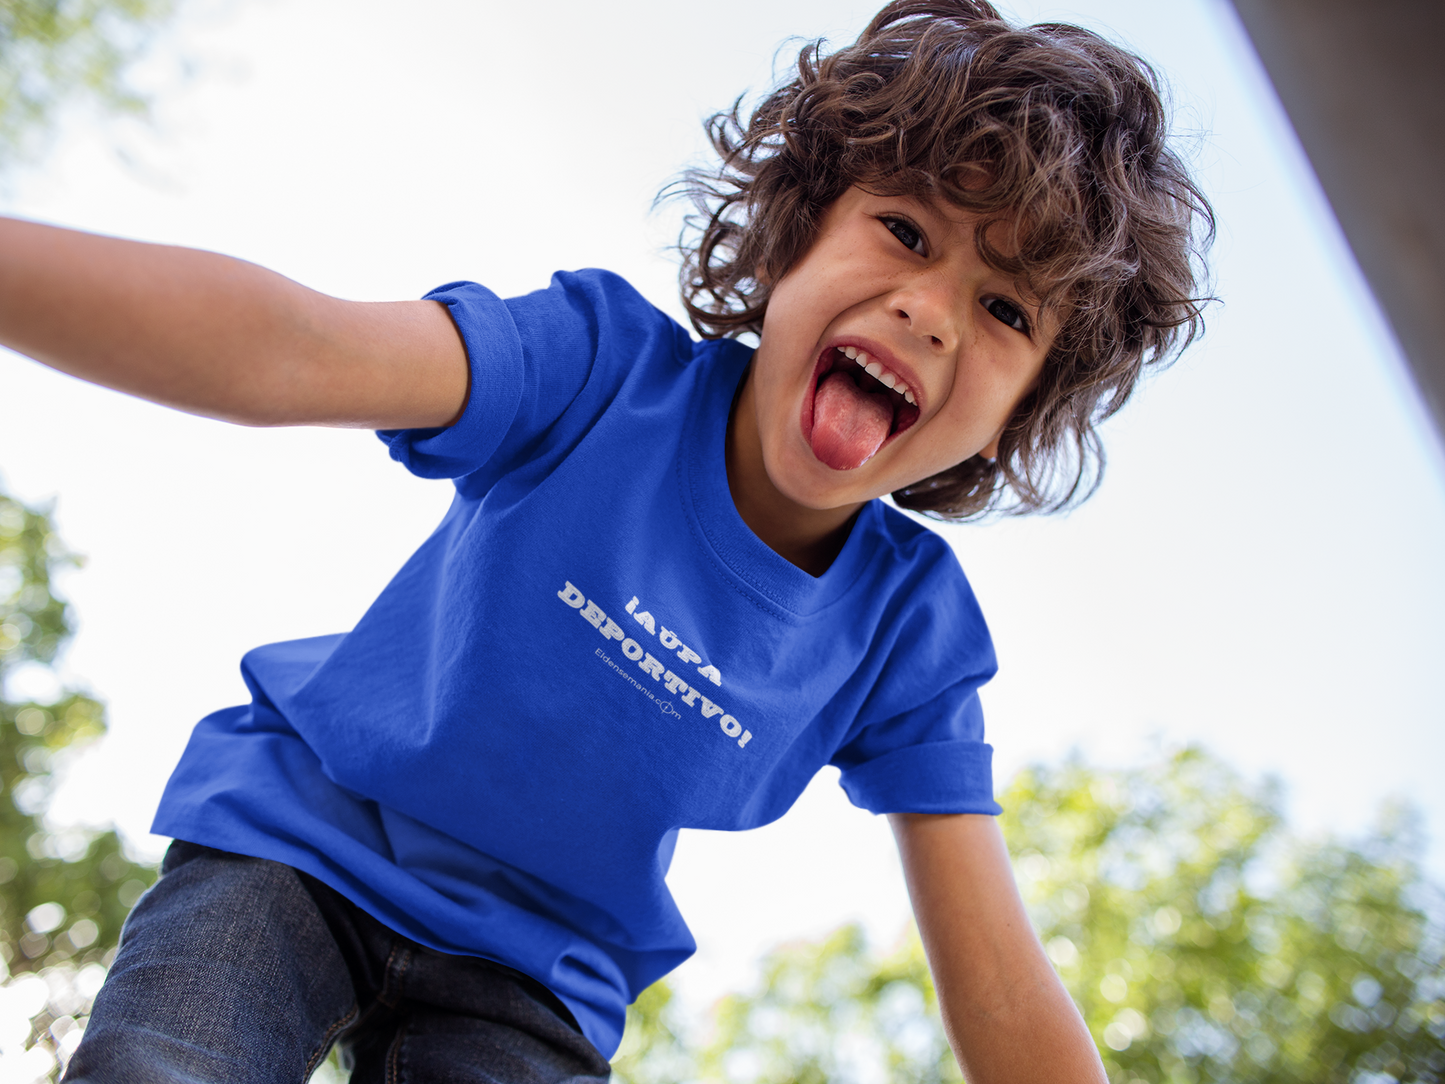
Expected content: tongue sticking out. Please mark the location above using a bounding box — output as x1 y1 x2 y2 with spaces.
810 371 895 471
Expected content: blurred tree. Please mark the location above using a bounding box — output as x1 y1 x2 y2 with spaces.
702 925 957 1084
2 3 195 1075
612 749 1445 1084
0 488 154 1075
1007 749 1444 1084
0 0 178 169
610 975 700 1084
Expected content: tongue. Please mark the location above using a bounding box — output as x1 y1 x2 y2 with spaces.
810 371 894 471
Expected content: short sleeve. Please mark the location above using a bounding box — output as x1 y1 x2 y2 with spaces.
830 680 1001 816
377 270 681 485
827 522 1002 816
377 281 529 480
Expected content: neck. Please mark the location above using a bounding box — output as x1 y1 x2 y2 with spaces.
725 366 865 577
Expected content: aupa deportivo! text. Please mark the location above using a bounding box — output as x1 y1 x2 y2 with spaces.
557 581 753 748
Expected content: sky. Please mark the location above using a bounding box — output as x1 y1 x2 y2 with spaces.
1 0 1442 1015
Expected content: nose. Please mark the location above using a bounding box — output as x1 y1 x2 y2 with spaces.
888 271 961 352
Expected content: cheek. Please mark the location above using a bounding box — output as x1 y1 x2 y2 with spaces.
750 361 803 457
971 344 1045 415
752 357 798 430
927 372 1018 452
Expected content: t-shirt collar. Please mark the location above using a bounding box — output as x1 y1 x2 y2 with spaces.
682 339 878 617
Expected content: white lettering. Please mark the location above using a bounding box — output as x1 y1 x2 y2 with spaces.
568 580 751 752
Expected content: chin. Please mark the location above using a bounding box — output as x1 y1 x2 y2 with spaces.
771 443 888 511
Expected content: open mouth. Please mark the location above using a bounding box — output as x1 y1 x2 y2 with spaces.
801 345 922 471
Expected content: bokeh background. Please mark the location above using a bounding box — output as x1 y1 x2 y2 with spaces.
0 0 1442 1076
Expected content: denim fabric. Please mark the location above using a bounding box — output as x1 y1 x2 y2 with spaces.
63 842 613 1084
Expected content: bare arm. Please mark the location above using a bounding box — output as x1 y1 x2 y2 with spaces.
889 812 1107 1084
0 216 469 429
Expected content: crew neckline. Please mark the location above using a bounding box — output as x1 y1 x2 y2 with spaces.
681 339 878 618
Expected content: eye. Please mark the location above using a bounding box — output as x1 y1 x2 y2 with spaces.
984 296 1031 334
881 216 926 255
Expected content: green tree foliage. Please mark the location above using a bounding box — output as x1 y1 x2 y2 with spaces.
0 0 177 168
612 749 1445 1084
0 488 154 1073
1009 749 1444 1083
612 926 960 1084
610 975 699 1084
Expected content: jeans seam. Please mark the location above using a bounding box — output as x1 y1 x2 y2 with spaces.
377 941 413 1008
392 945 415 1000
386 1018 407 1084
302 1001 360 1081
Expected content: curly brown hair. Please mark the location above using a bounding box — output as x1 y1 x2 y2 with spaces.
677 0 1214 518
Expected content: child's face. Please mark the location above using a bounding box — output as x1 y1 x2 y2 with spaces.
745 186 1052 513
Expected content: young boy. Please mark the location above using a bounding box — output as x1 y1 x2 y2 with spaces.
0 1 1210 1080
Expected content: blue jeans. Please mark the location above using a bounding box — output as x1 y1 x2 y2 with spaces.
64 842 613 1084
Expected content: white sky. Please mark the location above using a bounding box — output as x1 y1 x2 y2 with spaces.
1 0 1442 1015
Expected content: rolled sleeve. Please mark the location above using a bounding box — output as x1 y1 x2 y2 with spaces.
830 667 1000 816
377 282 526 480
837 737 1000 815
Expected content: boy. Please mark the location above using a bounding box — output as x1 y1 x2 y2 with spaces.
0 1 1211 1080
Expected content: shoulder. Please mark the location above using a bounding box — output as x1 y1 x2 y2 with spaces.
868 502 977 601
506 267 656 313
510 270 689 346
427 267 651 310
424 269 691 363
856 503 994 673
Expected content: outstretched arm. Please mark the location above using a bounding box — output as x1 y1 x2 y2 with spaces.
889 812 1107 1084
0 216 469 429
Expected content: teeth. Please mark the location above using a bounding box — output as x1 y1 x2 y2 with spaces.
836 345 915 403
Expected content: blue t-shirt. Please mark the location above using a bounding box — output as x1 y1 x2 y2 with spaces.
153 269 1000 1058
